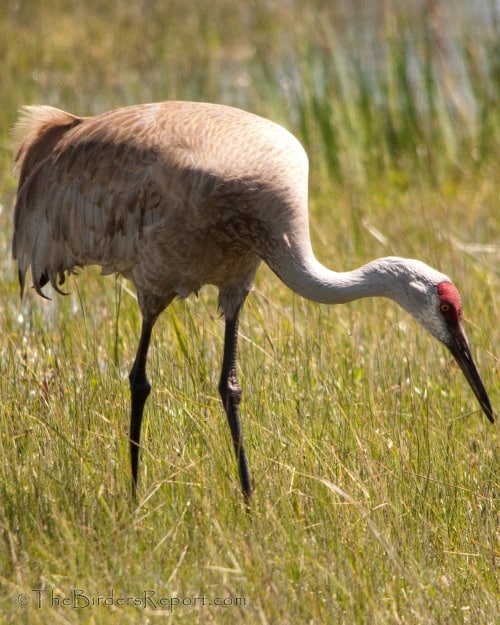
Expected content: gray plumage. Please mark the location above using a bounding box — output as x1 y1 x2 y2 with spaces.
12 101 495 503
13 102 308 320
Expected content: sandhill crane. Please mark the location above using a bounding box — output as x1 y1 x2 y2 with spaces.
12 101 494 503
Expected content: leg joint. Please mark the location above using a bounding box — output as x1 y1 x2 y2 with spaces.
218 377 241 408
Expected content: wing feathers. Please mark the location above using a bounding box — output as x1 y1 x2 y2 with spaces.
11 106 158 296
12 105 81 187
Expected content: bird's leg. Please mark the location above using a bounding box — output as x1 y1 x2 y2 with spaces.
218 306 252 504
129 313 157 498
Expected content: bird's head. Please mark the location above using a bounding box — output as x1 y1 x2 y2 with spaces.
392 259 494 424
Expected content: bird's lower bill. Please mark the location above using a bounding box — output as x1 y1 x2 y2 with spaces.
447 328 494 424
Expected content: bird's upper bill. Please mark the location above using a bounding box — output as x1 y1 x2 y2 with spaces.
438 283 495 424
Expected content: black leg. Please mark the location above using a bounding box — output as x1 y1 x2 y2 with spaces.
218 306 252 504
129 314 157 498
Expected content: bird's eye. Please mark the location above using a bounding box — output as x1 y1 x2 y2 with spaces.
440 303 450 313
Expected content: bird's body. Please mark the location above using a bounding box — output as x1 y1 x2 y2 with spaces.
13 101 310 319
12 101 494 502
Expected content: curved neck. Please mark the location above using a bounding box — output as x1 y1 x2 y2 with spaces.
267 252 436 308
275 256 393 304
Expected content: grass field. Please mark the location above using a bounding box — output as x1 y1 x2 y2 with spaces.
0 1 498 623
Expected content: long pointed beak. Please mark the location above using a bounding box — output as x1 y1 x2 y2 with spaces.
446 325 494 424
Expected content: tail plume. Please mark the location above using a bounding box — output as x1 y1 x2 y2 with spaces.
12 105 81 188
12 106 82 297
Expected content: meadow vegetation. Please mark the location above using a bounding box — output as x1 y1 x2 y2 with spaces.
0 1 498 623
